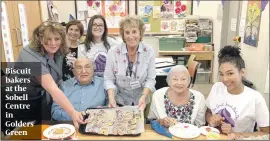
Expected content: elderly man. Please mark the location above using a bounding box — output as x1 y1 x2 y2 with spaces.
52 58 107 121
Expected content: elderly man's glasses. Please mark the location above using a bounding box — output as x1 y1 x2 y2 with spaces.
75 65 93 72
93 23 104 28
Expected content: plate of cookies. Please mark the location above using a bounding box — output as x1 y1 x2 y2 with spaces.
79 106 144 136
43 124 75 139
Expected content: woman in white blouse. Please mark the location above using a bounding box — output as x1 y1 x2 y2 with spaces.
148 65 206 127
104 16 156 111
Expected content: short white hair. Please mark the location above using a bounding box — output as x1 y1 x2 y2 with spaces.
74 57 95 69
166 65 191 86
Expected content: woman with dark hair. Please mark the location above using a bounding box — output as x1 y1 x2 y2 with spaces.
205 46 269 139
62 20 84 81
78 15 117 77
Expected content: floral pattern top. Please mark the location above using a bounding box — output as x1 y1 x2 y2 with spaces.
164 90 195 124
62 47 78 81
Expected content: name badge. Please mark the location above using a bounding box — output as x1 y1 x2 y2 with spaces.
130 80 141 89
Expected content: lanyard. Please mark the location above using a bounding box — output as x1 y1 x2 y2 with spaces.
126 52 140 78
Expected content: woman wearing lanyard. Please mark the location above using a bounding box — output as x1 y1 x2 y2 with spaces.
16 22 86 128
104 16 156 111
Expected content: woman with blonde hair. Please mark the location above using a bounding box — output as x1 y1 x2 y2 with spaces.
104 16 156 111
16 22 86 127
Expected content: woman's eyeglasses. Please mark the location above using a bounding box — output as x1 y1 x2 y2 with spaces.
93 23 104 29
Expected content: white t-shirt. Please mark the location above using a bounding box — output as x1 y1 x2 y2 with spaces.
148 87 207 126
78 37 118 77
206 82 269 133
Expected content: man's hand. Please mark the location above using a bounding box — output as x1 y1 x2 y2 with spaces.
221 121 233 134
208 114 224 127
72 110 87 129
137 94 147 111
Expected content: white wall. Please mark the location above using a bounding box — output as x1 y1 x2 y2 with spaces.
265 63 269 94
40 1 76 23
239 3 269 93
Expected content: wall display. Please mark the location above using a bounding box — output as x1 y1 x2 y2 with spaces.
47 0 60 22
18 4 29 47
173 1 188 18
76 0 129 34
243 0 261 47
136 0 192 33
1 2 14 62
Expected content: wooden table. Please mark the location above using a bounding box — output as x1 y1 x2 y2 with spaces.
3 121 227 140
40 124 227 140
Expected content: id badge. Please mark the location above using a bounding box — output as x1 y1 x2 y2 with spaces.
130 80 141 89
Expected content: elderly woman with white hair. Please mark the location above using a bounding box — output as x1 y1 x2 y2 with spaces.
148 65 206 127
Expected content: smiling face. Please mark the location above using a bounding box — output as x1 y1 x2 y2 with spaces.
123 26 141 49
219 62 245 94
92 18 105 39
74 58 94 85
67 25 81 41
42 32 62 56
169 71 190 94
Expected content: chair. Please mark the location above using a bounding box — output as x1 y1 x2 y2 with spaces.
186 54 196 68
187 60 200 88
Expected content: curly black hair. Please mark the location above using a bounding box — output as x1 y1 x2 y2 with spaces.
218 45 245 70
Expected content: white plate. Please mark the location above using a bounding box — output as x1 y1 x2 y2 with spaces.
200 126 220 135
43 124 75 139
169 123 201 139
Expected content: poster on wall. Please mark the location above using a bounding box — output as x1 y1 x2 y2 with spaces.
160 0 174 19
104 1 127 28
173 0 188 18
87 0 102 17
243 1 261 47
76 0 128 34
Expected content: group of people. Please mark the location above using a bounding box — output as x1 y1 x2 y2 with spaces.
12 14 269 139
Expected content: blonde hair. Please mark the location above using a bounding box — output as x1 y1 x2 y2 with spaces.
29 22 68 56
119 16 145 43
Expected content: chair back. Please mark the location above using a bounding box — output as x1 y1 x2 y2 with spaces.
186 54 196 68
188 60 200 88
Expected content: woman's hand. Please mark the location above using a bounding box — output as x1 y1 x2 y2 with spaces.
108 98 117 108
208 114 224 127
138 94 147 111
159 117 178 127
221 121 233 134
71 110 87 128
227 133 243 140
